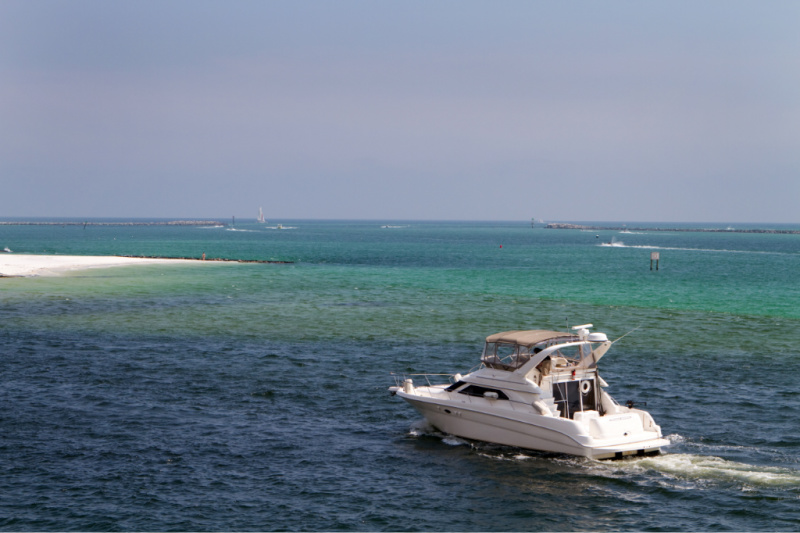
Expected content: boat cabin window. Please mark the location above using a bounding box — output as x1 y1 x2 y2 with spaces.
457 385 509 400
445 381 466 392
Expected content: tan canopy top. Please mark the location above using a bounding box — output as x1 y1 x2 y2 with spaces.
484 330 575 347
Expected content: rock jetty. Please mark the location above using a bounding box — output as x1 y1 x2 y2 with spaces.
545 223 800 234
116 255 293 264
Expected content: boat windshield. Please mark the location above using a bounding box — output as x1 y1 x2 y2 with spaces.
482 341 536 370
548 342 592 366
482 339 593 371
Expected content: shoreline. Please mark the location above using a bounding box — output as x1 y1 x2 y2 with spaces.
0 254 204 277
0 254 291 278
0 220 226 227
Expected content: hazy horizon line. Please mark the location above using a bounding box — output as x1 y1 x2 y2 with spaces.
1 216 798 227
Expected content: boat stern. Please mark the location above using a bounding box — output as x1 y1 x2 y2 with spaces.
572 409 671 459
586 436 671 459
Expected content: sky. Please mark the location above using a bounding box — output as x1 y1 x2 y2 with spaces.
1 1 798 223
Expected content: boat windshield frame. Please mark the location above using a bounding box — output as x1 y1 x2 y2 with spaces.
481 332 580 371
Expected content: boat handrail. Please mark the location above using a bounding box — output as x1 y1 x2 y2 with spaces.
397 382 553 413
390 372 456 388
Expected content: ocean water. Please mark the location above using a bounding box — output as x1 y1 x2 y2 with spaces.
1 219 799 531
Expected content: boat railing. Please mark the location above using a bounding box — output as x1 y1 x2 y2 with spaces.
390 372 456 389
390 373 540 412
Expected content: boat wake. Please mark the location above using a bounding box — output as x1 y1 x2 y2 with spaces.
630 453 800 488
579 453 800 493
598 243 789 255
576 435 800 491
408 425 800 490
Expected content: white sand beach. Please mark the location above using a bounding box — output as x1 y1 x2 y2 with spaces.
0 254 200 277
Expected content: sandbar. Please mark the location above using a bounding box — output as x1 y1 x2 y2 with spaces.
0 254 201 277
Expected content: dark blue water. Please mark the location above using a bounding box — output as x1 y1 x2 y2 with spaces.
2 220 799 531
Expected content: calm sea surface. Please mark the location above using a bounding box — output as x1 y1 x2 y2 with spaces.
1 219 799 531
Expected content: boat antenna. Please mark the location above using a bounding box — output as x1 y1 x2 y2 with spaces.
612 326 641 344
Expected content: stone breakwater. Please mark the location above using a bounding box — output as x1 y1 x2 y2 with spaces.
116 255 293 264
546 223 800 234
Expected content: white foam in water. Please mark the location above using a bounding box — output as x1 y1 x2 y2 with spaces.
591 453 800 490
408 419 436 437
473 451 534 461
644 454 800 488
406 420 470 447
598 242 789 255
441 436 469 447
406 427 799 489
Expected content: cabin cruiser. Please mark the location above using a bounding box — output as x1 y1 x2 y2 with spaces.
390 325 669 459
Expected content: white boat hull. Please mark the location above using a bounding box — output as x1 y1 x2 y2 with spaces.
399 392 668 459
391 326 670 459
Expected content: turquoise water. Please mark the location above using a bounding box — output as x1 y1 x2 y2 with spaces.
2 220 799 531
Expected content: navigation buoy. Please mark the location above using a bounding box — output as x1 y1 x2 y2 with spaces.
650 252 660 270
499 245 503 248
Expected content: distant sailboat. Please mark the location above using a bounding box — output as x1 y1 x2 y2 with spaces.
258 207 266 223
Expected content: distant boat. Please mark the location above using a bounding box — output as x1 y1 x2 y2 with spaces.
258 207 266 223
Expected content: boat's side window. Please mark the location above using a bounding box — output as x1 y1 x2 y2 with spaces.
458 385 509 400
515 346 533 366
445 381 466 392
